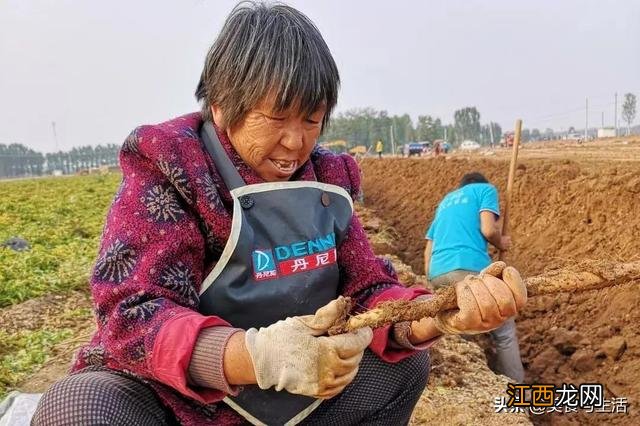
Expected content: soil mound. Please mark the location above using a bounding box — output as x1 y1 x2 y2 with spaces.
518 260 640 425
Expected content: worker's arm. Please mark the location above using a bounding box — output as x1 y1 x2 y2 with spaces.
423 239 433 279
480 211 511 251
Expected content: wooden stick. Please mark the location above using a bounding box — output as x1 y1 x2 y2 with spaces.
499 119 522 261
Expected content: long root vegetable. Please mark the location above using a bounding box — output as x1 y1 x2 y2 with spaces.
328 261 640 335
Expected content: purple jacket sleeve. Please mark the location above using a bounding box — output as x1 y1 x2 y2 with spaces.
90 135 231 403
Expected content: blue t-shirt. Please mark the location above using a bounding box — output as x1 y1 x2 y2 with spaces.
426 183 500 279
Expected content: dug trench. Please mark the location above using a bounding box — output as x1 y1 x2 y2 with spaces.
360 157 640 424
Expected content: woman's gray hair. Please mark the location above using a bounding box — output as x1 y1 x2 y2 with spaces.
196 1 340 130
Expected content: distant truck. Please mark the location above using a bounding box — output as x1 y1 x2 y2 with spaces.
597 128 616 138
565 133 583 141
459 140 481 151
502 132 515 148
403 141 431 156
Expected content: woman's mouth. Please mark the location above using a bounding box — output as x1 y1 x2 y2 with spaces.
269 159 298 175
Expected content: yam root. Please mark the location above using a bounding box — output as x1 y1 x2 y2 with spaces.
328 261 640 335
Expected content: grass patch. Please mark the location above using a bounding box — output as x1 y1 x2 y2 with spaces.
0 174 121 307
0 328 74 397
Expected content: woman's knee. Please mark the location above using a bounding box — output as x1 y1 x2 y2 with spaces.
401 350 430 392
33 373 103 426
32 371 169 426
362 349 430 398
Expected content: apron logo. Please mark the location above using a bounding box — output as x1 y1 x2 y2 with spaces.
252 249 277 281
251 233 337 281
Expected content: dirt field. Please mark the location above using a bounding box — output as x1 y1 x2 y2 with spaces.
361 137 640 424
362 138 640 277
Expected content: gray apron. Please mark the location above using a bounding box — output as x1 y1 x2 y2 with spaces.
198 122 353 425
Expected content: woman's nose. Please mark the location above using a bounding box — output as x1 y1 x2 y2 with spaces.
280 126 304 151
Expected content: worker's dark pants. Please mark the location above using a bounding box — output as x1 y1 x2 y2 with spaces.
32 350 430 426
431 269 525 382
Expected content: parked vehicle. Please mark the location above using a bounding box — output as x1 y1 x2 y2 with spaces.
502 132 514 148
417 141 431 154
405 142 425 156
460 140 481 151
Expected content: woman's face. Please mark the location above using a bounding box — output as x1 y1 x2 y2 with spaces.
212 99 325 182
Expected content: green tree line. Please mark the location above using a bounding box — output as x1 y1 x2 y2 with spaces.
0 144 120 179
319 106 506 153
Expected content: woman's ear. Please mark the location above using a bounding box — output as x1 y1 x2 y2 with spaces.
210 105 225 129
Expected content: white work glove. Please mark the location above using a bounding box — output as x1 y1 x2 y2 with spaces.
434 262 527 335
245 296 373 399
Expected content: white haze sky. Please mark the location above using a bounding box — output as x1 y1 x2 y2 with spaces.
1 0 639 152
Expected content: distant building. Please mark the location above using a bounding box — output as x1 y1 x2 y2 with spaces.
597 127 616 138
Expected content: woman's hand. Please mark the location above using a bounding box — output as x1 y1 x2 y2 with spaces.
434 263 526 335
243 297 373 399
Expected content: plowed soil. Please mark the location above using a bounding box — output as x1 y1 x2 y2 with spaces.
360 142 640 424
360 153 640 277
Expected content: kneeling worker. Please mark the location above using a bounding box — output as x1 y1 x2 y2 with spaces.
424 172 525 382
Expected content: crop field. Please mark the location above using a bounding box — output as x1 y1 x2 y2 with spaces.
0 174 120 397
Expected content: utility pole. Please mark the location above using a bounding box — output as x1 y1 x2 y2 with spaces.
51 121 59 151
389 124 396 157
444 127 447 142
585 98 589 141
488 122 495 147
614 92 618 137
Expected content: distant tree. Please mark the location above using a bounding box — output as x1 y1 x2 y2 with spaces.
415 115 443 142
0 143 44 178
521 128 531 142
622 93 637 135
453 107 481 142
320 108 408 152
544 128 554 140
443 124 456 143
391 114 415 145
480 122 502 146
491 122 502 145
531 128 541 141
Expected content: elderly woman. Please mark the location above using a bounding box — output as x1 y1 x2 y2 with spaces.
33 2 526 425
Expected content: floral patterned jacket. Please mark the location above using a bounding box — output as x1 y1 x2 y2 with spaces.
71 112 433 425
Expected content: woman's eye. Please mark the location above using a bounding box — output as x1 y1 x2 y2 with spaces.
267 115 285 121
305 118 320 125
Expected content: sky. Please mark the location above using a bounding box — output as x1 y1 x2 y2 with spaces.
1 0 638 152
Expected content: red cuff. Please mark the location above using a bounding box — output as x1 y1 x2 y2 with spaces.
150 310 232 404
367 286 439 362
